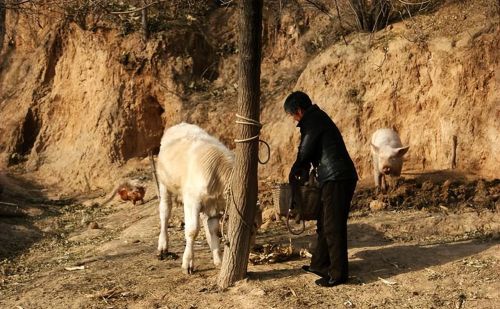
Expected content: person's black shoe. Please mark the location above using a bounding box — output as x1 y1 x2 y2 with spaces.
314 276 347 287
301 265 328 278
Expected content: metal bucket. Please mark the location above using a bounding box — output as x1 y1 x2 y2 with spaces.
273 183 321 221
273 183 292 217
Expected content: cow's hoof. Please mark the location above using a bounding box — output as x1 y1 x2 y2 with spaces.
157 251 178 261
213 254 222 267
183 266 194 275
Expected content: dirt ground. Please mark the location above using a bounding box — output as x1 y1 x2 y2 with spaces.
0 170 498 309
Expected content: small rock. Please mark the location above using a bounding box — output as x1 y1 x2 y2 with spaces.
370 200 387 211
442 179 453 189
421 180 435 191
81 214 91 226
88 222 99 229
250 288 266 296
83 201 99 208
262 208 278 222
42 227 53 233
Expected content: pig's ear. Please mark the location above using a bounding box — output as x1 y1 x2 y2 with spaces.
396 146 409 156
371 143 379 153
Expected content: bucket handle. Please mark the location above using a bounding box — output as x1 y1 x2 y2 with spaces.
285 209 305 235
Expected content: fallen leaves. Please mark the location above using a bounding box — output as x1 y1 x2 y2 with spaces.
249 243 300 265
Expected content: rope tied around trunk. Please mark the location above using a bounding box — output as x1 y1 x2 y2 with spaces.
233 113 262 143
220 114 270 246
233 114 270 165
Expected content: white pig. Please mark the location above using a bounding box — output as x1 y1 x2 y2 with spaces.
370 128 409 192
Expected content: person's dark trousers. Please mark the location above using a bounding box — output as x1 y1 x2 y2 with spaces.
310 179 357 281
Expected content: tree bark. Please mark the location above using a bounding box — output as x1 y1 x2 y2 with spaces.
218 0 262 289
0 0 5 52
450 135 457 169
141 0 149 41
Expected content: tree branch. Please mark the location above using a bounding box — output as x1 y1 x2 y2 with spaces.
333 0 348 45
397 0 431 5
109 0 168 15
303 0 334 19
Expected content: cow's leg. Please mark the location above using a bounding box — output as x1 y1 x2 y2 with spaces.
373 154 381 194
182 195 201 274
380 174 388 193
387 176 396 193
201 213 222 267
157 183 173 260
374 170 382 194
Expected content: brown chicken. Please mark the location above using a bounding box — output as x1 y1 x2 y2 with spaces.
117 186 146 205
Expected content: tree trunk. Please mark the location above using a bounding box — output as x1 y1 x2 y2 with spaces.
218 0 262 289
141 0 149 41
450 135 458 169
0 0 5 52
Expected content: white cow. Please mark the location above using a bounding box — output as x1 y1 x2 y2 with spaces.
156 123 234 274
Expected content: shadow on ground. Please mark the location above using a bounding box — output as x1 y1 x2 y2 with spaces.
0 173 76 260
350 238 496 283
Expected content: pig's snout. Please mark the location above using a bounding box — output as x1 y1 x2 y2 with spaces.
382 166 391 175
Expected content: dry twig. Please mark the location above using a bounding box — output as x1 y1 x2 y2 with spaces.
378 277 397 285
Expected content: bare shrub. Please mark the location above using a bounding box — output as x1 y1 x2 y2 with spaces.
299 0 441 32
0 0 212 34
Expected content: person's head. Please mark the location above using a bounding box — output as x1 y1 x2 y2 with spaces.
284 91 312 122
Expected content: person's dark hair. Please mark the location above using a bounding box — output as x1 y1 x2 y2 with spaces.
283 91 313 114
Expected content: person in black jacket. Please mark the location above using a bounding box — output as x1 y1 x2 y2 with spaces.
284 91 358 287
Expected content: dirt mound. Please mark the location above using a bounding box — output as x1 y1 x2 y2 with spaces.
353 177 500 212
264 13 499 182
0 12 214 191
0 0 498 194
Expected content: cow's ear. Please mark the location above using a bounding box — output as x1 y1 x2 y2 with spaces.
371 143 379 154
396 146 409 156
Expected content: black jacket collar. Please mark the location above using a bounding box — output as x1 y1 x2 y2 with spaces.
297 104 320 128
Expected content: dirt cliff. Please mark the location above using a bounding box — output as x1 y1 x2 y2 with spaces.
0 0 498 194
264 1 500 181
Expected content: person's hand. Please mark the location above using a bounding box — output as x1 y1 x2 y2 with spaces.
289 166 309 185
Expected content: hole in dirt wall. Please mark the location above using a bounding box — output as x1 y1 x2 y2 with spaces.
10 108 41 165
120 95 165 160
42 32 63 87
